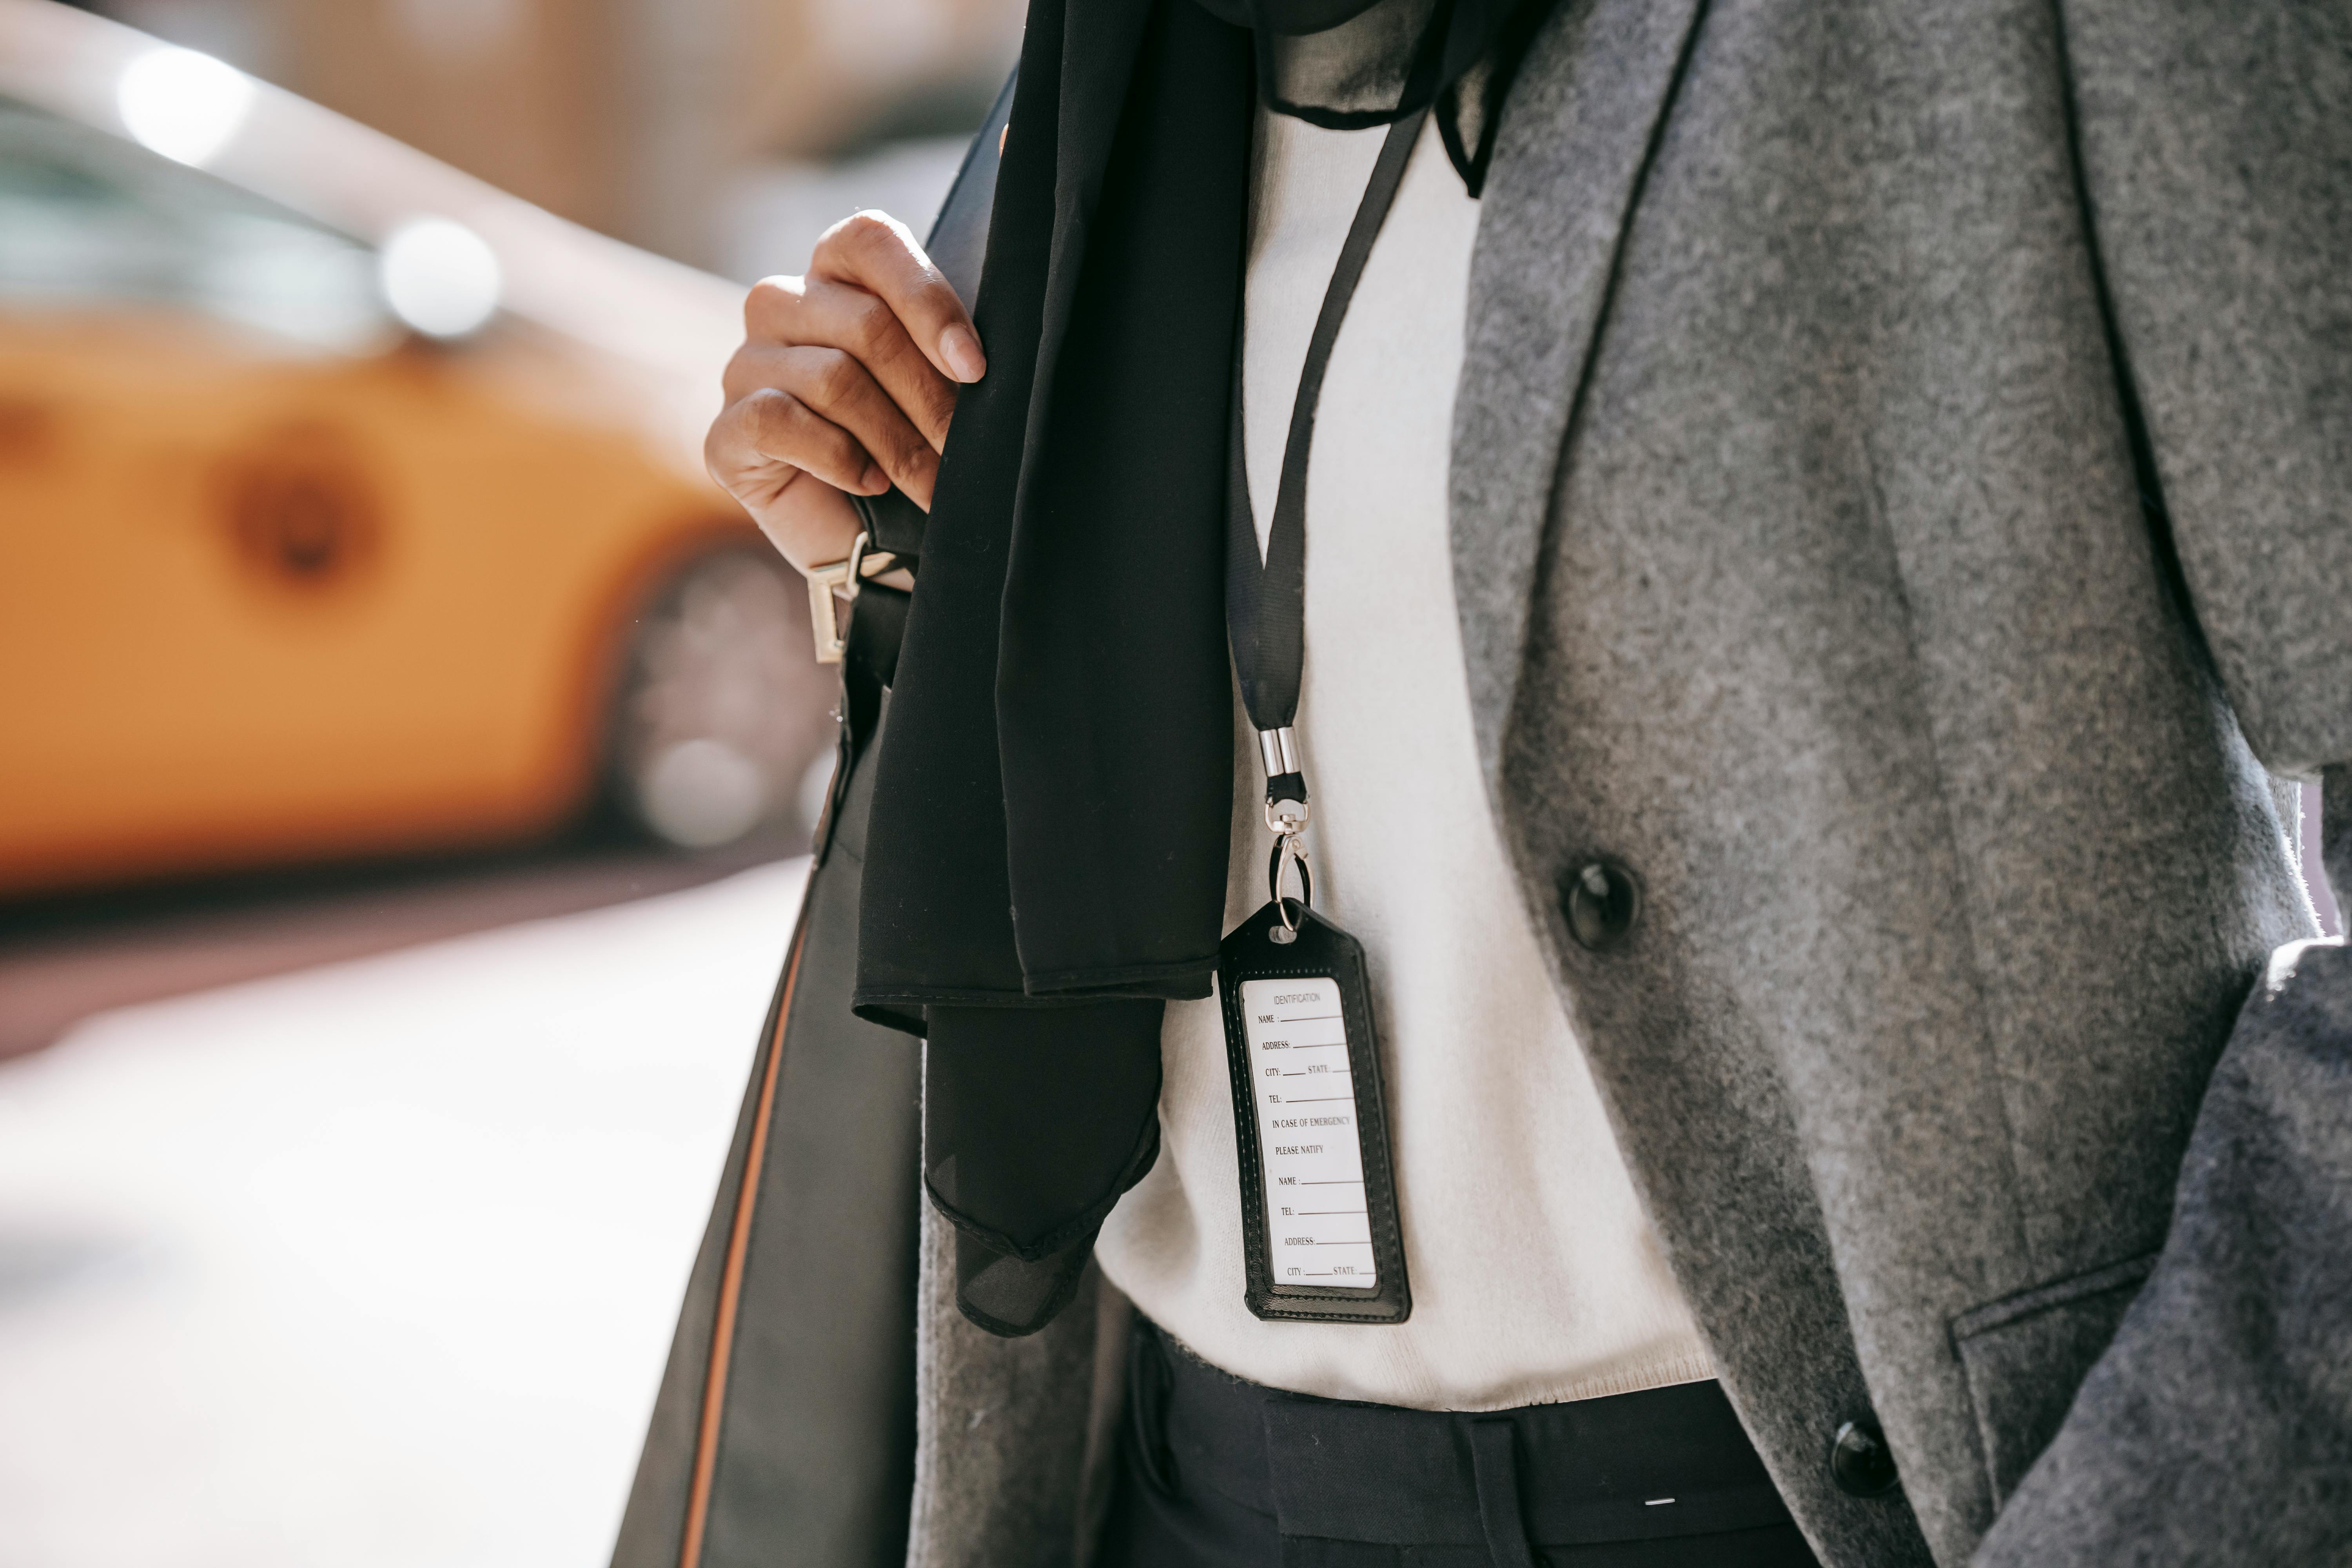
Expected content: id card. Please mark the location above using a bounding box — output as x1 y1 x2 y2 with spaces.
1218 900 1410 1323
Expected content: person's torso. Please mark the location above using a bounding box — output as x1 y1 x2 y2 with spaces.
1091 105 1715 1413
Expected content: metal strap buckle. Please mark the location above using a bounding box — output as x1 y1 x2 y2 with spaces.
806 533 898 664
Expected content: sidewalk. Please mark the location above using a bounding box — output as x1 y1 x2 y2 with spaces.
0 858 809 1568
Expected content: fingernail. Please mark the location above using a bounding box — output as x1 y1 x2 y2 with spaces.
940 325 986 383
860 461 887 492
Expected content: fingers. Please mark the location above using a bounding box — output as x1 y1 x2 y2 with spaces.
709 385 878 497
722 342 942 506
737 274 959 453
807 211 986 387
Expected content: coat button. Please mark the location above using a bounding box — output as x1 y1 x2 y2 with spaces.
1563 861 1640 950
1829 1419 1900 1497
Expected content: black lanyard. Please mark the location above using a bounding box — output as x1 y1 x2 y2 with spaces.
1214 103 1436 1328
1225 102 1434 858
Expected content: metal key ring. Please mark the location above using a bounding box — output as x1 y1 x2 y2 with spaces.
1266 834 1313 938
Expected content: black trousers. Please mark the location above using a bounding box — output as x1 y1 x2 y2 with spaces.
1099 1321 1822 1568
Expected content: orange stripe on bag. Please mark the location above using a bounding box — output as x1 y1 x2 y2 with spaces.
680 920 808 1568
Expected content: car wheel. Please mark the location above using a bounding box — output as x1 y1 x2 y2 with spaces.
608 545 834 850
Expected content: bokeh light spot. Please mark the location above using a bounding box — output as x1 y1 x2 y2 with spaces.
116 46 255 167
641 739 769 848
378 217 503 339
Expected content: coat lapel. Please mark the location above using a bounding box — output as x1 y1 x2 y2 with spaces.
1450 0 1712 781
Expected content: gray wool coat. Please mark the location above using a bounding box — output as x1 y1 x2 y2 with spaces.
897 0 2352 1564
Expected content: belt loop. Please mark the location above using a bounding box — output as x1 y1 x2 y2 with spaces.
1466 1418 1537 1568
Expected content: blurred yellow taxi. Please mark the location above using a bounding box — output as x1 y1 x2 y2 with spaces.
0 1 832 898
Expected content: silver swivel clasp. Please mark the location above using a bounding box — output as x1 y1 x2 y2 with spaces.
1258 726 1312 941
1258 726 1309 836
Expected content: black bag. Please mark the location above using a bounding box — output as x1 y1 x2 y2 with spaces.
609 74 1011 1568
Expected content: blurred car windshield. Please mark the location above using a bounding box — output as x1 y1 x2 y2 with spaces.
0 97 388 353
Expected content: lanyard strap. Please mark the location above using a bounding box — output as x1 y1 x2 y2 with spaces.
1226 102 1431 836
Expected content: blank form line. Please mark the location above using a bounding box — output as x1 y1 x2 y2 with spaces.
1276 1013 1341 1022
1299 1180 1362 1185
1296 1209 1365 1216
1286 1096 1351 1103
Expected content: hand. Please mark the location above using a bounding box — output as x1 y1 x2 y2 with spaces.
705 210 985 583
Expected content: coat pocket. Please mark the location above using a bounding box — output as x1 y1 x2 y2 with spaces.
1950 1251 2160 1506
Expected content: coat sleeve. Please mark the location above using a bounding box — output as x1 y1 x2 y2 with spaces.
1975 8 2352 1564
2060 0 2352 777
1973 925 2352 1565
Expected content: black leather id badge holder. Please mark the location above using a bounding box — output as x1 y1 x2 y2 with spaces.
1218 900 1411 1323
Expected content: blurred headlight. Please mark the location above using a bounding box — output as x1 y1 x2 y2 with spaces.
379 216 503 338
116 47 254 168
